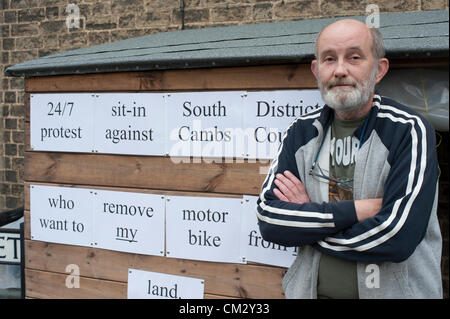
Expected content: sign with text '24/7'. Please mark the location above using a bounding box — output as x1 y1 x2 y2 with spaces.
30 93 95 153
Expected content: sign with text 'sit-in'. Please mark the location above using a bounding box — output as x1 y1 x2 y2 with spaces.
30 185 94 247
241 195 297 268
93 93 166 156
30 93 95 153
92 190 165 255
127 268 204 299
165 195 244 264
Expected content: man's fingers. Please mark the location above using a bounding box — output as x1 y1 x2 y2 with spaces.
274 178 294 198
274 188 289 202
284 170 307 192
276 173 297 193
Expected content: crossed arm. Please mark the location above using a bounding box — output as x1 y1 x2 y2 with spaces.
273 170 382 222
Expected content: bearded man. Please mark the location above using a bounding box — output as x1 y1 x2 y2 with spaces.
256 19 443 299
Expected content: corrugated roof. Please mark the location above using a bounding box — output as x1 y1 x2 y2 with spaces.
5 9 449 77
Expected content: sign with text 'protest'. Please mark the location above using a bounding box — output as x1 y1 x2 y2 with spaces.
127 269 204 299
30 93 95 153
165 195 244 264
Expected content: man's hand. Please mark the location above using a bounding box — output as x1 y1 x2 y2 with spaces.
273 170 382 223
273 170 310 204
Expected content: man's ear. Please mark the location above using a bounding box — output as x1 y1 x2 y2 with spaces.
311 59 319 80
375 58 389 84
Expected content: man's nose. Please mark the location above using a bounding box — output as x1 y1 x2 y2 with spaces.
333 59 348 78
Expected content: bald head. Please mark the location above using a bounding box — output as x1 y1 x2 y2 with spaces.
314 19 385 60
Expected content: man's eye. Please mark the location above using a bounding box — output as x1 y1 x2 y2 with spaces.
324 57 334 62
350 55 361 60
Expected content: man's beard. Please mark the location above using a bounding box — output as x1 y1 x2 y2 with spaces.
318 66 378 112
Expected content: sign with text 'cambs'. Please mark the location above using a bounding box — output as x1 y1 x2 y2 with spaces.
165 91 245 159
165 195 244 264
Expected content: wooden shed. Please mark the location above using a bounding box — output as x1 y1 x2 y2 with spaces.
5 10 449 299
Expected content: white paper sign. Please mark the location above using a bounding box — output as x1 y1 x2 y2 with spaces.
241 195 297 268
165 195 244 263
93 93 166 155
30 93 95 152
30 185 94 247
165 91 245 158
128 269 204 299
243 90 324 159
92 190 165 255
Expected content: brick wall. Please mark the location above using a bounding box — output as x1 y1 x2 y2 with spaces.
1 0 448 298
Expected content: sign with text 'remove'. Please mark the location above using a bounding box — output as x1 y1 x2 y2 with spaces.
92 190 165 255
127 269 204 299
30 91 324 159
165 195 244 264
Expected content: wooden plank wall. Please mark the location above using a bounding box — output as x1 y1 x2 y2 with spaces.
23 64 316 299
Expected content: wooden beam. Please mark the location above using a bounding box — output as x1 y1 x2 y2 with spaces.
24 152 267 195
24 64 317 93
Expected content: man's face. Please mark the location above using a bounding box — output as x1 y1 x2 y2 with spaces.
312 21 379 113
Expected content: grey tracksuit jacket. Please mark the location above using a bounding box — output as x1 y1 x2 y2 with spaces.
256 94 443 298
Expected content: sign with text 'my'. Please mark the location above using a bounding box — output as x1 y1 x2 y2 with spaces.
30 91 324 159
